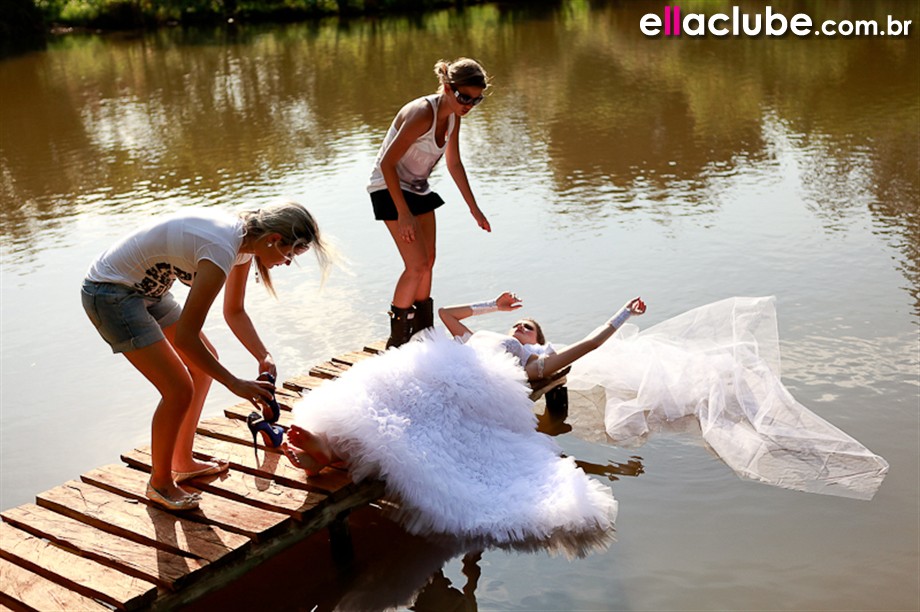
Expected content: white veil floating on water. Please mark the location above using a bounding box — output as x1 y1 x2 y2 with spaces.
567 296 889 500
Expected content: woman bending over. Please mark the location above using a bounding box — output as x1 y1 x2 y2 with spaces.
82 201 330 511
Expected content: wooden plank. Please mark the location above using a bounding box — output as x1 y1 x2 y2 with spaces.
198 414 260 445
1 504 204 591
0 557 112 612
198 414 294 446
282 373 327 393
273 386 302 404
148 478 387 611
220 391 296 420
35 480 248 563
0 599 25 612
364 340 387 354
223 404 293 429
331 351 374 366
120 448 328 522
175 435 358 498
0 601 21 612
0 522 156 610
308 361 347 380
192 436 356 496
81 464 291 542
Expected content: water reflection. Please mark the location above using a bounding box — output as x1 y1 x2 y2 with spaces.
410 552 482 612
2 3 918 609
273 398 645 611
2 1 917 309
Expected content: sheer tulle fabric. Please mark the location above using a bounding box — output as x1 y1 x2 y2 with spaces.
568 296 888 500
292 331 617 543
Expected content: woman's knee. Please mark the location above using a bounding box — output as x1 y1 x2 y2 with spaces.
162 374 195 407
404 257 434 278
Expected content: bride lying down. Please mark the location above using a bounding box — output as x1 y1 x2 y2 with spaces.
281 293 887 545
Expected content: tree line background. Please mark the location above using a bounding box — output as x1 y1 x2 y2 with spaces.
1 0 516 57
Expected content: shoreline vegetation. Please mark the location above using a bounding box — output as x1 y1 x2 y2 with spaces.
1 0 535 57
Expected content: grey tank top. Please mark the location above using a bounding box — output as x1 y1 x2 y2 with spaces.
367 94 455 195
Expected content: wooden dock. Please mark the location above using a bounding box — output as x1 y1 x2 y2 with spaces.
0 337 574 611
0 342 390 611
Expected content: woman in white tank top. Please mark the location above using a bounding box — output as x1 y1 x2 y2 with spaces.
367 58 493 349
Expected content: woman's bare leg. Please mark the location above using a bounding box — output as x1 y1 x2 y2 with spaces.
384 211 436 308
165 325 225 473
412 212 437 302
123 339 194 500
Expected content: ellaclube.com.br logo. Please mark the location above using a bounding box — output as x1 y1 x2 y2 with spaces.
640 5 913 37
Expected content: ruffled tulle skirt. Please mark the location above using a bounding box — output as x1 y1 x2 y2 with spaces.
567 296 889 500
292 331 617 544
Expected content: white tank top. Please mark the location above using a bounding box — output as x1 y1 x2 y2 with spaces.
367 94 455 195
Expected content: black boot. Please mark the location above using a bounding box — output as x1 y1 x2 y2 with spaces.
413 297 434 334
386 304 415 349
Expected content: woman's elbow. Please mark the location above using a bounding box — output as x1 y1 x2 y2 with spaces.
379 156 400 175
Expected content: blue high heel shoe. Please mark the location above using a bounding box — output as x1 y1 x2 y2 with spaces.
258 372 282 424
247 411 285 448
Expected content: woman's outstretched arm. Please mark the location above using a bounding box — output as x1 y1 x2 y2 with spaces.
438 291 522 338
445 119 490 233
172 260 275 405
223 259 275 377
524 297 646 381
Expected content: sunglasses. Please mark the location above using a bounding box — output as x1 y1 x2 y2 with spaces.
514 321 536 332
274 243 296 264
451 85 484 107
275 241 310 264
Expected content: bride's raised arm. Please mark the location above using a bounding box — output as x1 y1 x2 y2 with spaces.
438 291 522 338
524 297 646 381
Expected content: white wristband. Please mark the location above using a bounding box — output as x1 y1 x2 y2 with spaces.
607 307 631 329
470 299 499 315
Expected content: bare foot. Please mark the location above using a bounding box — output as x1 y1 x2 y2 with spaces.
282 426 333 475
281 441 323 475
171 458 229 475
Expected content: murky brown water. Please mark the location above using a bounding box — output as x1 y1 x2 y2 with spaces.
2 1 918 609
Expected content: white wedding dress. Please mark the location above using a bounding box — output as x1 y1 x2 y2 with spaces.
291 330 617 545
567 296 889 500
292 296 888 546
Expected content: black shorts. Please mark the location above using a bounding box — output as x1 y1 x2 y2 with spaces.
371 189 445 221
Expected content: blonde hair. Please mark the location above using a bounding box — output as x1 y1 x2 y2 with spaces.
433 57 490 91
239 200 331 296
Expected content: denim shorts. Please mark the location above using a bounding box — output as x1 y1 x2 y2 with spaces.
81 280 182 353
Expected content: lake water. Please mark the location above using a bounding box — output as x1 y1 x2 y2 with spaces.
1 1 918 609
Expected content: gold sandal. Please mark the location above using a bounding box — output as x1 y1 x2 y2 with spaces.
146 482 200 512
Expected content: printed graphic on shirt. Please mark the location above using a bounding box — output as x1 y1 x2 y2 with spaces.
136 263 193 297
